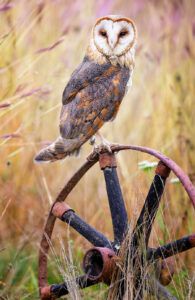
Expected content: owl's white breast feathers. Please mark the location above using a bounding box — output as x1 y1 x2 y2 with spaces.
125 65 134 95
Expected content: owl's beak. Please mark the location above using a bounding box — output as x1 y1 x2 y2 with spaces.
109 38 117 50
109 41 115 49
110 42 114 49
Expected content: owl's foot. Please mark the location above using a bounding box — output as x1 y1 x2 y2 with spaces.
91 141 121 158
96 131 113 152
91 143 111 156
99 138 112 153
90 132 119 154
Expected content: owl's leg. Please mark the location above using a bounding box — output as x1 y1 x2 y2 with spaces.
89 134 96 146
89 134 100 153
89 132 114 153
96 131 112 153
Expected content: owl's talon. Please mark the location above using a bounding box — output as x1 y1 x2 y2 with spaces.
99 139 112 153
92 144 100 153
101 144 112 153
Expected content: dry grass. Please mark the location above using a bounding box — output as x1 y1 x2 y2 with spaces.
0 0 195 298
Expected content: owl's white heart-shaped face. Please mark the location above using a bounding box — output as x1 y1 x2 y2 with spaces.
93 15 136 58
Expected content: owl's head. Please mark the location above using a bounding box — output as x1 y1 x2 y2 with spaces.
92 15 136 59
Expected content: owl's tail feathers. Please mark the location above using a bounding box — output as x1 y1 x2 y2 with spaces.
34 136 81 164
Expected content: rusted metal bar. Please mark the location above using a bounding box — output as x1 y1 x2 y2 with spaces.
56 152 99 202
40 285 51 300
99 151 117 169
100 152 128 244
110 145 195 208
41 275 98 299
133 161 170 247
38 156 98 293
83 247 116 284
147 233 195 261
52 203 111 248
52 202 73 219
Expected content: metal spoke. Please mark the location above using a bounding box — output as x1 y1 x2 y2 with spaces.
147 233 195 261
41 275 98 299
100 152 128 244
133 161 170 248
52 202 111 248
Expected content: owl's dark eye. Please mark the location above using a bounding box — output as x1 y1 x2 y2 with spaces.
119 31 128 37
100 31 107 37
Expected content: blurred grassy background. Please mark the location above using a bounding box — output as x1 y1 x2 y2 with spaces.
0 0 194 299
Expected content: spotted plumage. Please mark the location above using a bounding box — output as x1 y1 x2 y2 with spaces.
34 15 136 163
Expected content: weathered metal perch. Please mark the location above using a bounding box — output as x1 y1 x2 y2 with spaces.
38 145 195 299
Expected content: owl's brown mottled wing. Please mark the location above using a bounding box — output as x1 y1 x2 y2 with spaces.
34 56 130 163
60 56 130 144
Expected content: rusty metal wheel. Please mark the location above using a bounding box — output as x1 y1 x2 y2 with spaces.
38 145 195 299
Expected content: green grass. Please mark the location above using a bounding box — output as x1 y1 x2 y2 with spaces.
0 240 194 299
0 245 108 300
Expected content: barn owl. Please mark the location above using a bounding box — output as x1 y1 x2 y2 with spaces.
34 15 137 163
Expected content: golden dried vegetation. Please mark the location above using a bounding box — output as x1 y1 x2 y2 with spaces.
0 0 194 299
